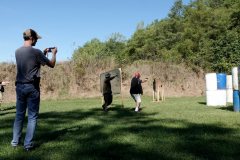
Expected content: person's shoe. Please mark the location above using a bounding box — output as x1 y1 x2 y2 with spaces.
12 143 23 148
103 106 108 112
25 147 35 152
102 105 107 111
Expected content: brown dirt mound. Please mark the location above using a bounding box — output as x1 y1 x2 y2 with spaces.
0 60 206 103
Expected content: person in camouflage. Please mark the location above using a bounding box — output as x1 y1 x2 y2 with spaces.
102 72 118 112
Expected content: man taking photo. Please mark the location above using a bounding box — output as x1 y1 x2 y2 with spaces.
11 29 57 151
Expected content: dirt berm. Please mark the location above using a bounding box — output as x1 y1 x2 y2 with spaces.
0 60 206 103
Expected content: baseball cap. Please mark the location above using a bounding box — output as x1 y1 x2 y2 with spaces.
135 73 141 77
105 73 111 78
23 29 42 39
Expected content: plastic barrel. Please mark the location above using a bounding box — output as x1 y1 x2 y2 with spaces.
226 75 233 89
217 73 226 90
205 73 217 91
217 90 226 106
232 67 238 90
206 90 218 106
238 64 240 90
226 89 233 103
233 90 240 112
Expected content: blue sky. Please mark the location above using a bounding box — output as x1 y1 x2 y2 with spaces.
0 0 190 63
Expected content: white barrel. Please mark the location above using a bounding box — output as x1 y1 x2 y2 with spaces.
205 73 217 91
226 89 233 103
217 90 227 106
232 67 238 90
239 65 240 91
226 75 233 89
206 90 218 106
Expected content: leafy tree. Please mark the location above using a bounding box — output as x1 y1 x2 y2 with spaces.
168 0 184 19
104 33 127 63
212 30 240 73
206 0 225 9
72 38 104 61
71 0 240 74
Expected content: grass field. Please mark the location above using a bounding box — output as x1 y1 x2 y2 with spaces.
0 96 240 160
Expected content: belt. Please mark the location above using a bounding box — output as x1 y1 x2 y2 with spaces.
16 81 34 84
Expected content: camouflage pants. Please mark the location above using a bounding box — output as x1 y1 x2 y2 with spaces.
102 93 113 110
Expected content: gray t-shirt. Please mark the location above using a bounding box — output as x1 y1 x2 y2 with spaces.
138 79 142 84
15 46 50 83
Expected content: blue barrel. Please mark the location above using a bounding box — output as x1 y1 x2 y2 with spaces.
233 90 240 112
217 73 226 89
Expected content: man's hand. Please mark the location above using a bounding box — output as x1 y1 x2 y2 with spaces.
52 47 58 54
142 78 148 83
43 48 48 56
47 46 57 68
2 82 9 86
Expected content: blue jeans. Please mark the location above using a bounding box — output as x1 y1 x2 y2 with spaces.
11 83 40 149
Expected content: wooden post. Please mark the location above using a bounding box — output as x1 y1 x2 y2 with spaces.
119 68 124 108
151 82 166 103
153 91 155 101
161 87 163 101
163 86 165 100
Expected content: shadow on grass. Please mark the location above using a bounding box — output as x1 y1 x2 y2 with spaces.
0 106 16 116
0 111 16 116
3 106 16 111
33 109 165 159
2 103 240 159
110 104 145 111
198 102 206 105
198 102 235 112
217 105 234 111
36 111 240 159
107 104 123 111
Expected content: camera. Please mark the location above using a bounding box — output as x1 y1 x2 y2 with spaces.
48 47 55 52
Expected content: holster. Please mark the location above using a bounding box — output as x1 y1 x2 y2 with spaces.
33 75 41 88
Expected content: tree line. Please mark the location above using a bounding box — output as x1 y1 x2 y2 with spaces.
72 0 240 74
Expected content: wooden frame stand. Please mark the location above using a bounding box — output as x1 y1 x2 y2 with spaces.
152 85 166 102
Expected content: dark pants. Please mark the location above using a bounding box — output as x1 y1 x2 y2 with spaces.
11 83 40 149
102 93 113 110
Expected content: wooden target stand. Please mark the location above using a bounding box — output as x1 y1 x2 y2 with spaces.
151 79 166 102
101 68 124 108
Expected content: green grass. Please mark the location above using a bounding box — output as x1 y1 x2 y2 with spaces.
0 96 240 160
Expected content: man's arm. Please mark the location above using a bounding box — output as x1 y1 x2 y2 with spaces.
45 47 57 68
0 82 9 86
141 78 148 83
105 74 118 82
